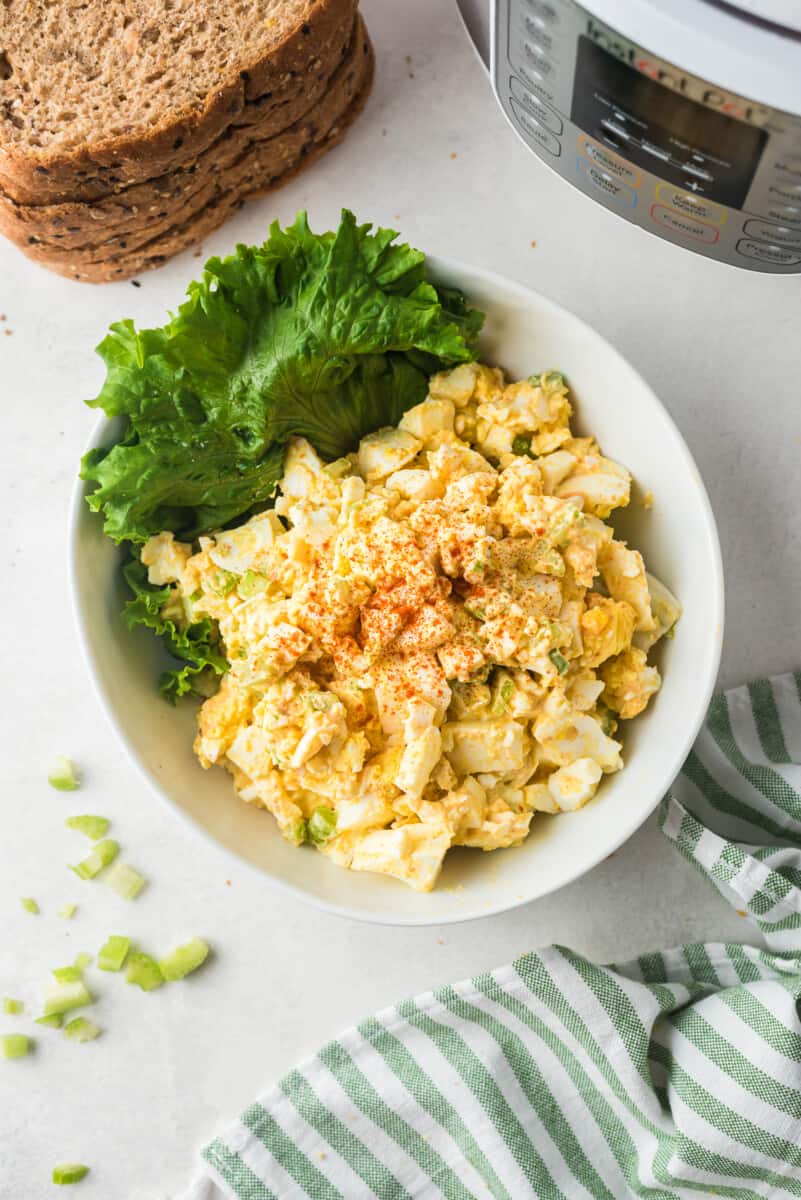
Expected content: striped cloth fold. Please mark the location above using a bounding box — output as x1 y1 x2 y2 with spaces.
187 671 801 1200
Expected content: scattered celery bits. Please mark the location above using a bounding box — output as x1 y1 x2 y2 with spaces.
59 903 78 920
20 897 39 915
70 838 119 880
35 1013 63 1029
74 953 92 972
63 1017 101 1043
2 997 23 1015
49 756 80 791
52 1163 89 1185
43 980 92 1017
65 815 110 840
104 861 146 900
53 966 81 984
159 938 209 982
1 1033 31 1059
308 806 337 845
125 952 163 992
97 935 130 972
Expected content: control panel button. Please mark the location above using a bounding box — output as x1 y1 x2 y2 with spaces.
774 155 801 181
765 203 801 225
578 135 640 188
742 218 801 248
521 18 558 56
683 162 714 182
655 184 726 226
736 238 801 266
650 203 719 245
523 0 560 23
576 158 637 208
509 99 561 156
509 76 563 135
522 40 556 76
770 182 801 202
516 61 557 103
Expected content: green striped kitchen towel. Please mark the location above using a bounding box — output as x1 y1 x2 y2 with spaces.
187 671 801 1200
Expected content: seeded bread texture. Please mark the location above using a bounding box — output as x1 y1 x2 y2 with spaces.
0 0 357 203
0 15 365 250
5 18 371 265
13 32 374 280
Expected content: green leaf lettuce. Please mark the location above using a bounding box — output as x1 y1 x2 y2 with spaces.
82 209 484 545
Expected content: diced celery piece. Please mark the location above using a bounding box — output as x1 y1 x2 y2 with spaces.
70 839 119 880
73 953 92 972
20 897 39 915
97 936 130 973
65 815 110 841
289 817 308 846
63 1017 101 1043
43 980 92 1017
104 861 146 900
35 1013 63 1029
549 649 569 675
0 1034 31 1059
308 806 337 845
52 967 81 984
52 1163 89 1185
49 756 79 791
2 997 23 1015
159 938 209 982
59 903 78 920
125 952 163 992
512 433 534 457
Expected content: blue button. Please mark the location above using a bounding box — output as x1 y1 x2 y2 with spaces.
576 157 638 208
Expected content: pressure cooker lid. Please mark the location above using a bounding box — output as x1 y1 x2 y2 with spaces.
704 0 801 35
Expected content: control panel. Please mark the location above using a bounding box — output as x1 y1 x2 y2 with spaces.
492 0 801 272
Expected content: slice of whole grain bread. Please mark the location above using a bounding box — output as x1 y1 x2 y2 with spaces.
0 14 366 250
9 26 374 280
0 0 356 204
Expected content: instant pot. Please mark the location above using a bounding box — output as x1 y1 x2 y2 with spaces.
456 0 801 272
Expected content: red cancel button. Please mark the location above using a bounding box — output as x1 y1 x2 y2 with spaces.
649 203 720 245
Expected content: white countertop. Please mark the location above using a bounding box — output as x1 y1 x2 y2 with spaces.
1 2 798 1196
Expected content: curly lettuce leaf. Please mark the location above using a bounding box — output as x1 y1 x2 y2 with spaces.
122 560 227 704
82 209 483 544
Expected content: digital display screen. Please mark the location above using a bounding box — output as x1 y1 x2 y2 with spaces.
571 36 767 208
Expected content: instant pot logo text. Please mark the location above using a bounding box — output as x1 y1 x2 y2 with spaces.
585 19 771 128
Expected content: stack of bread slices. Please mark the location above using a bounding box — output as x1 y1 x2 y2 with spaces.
0 0 373 281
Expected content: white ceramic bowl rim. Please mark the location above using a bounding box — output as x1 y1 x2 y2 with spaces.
69 256 724 925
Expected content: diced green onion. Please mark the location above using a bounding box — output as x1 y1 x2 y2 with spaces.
20 897 39 915
49 756 80 791
65 815 110 841
308 806 337 845
512 433 534 457
549 649 569 675
527 373 542 387
70 838 119 880
59 903 78 920
159 938 210 982
73 953 92 972
63 1017 101 1043
3 997 23 1015
97 936 130 973
323 457 352 479
597 704 616 737
125 952 163 992
1 1034 31 1059
42 980 92 1017
35 1013 63 1028
104 861 146 900
52 1163 89 1185
52 966 81 984
543 370 565 388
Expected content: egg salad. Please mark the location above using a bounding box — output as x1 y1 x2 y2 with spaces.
138 363 680 892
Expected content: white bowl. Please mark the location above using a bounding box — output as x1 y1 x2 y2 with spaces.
70 257 723 926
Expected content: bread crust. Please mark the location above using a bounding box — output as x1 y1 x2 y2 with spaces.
0 0 357 204
9 29 374 281
0 15 366 250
